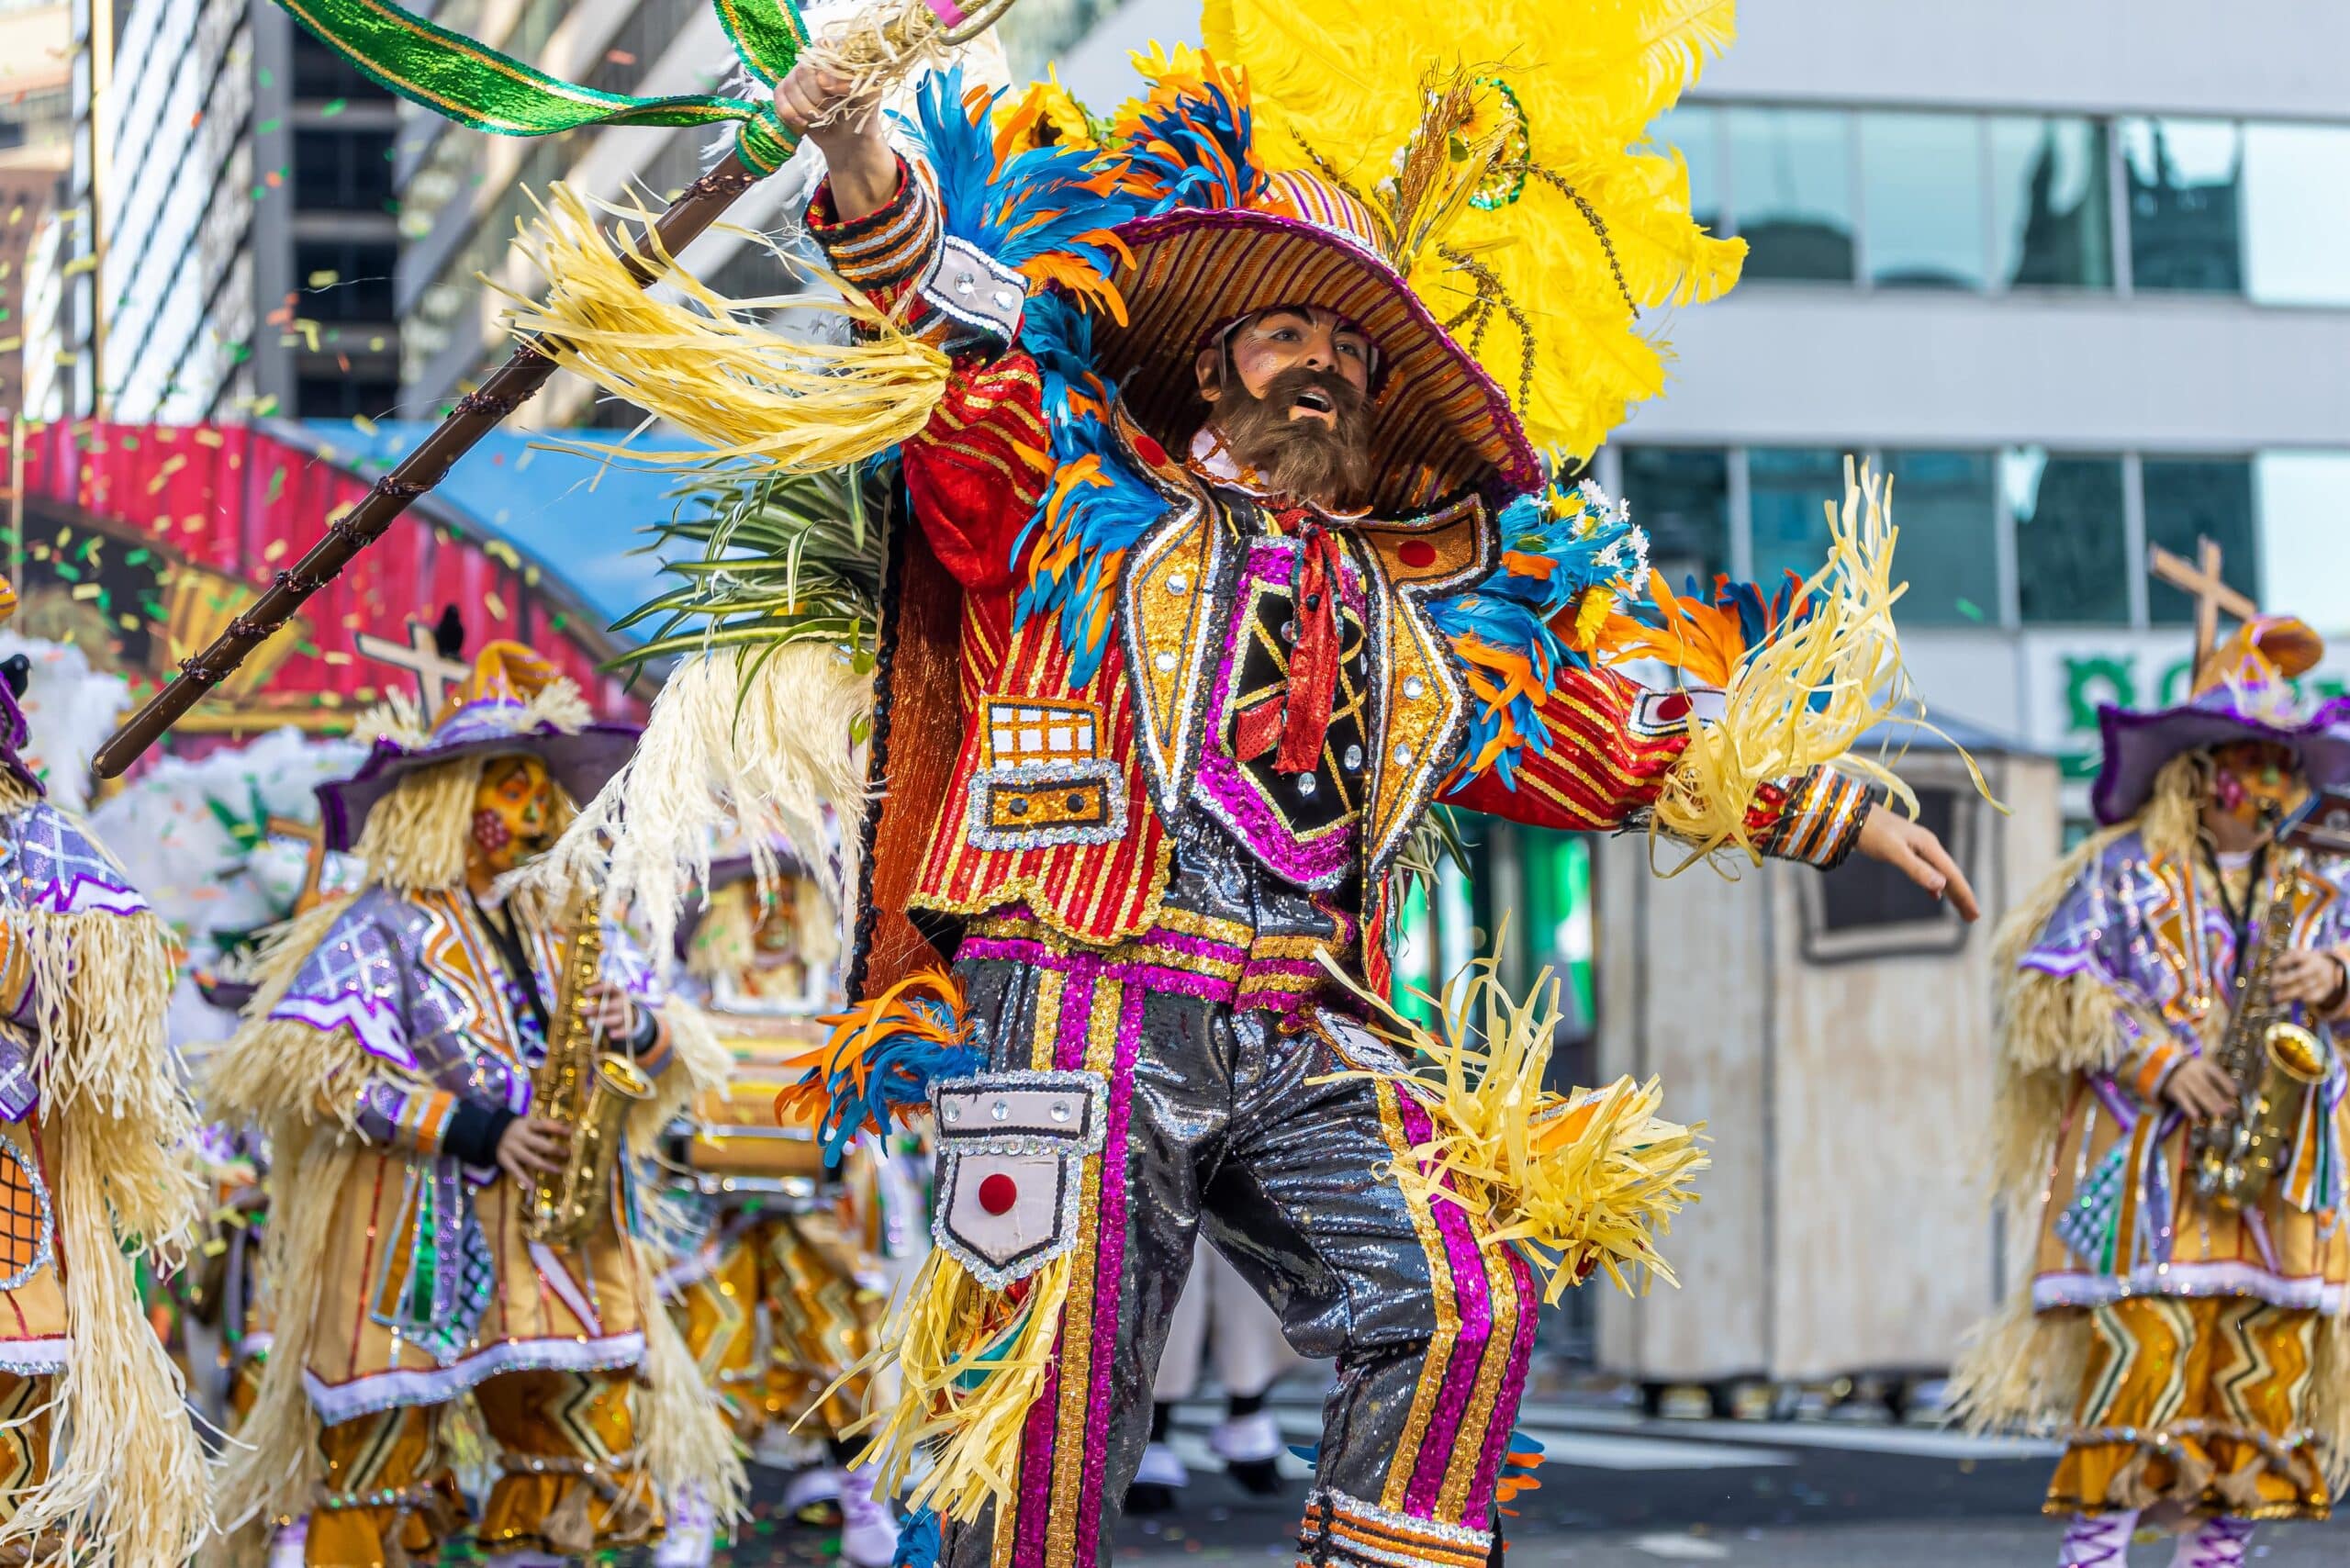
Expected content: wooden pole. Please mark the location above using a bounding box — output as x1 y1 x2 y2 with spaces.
92 155 763 776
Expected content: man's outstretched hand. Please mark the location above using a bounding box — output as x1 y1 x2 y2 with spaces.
1854 802 1981 922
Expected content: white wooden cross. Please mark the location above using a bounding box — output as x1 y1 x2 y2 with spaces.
2147 535 2259 685
354 620 471 714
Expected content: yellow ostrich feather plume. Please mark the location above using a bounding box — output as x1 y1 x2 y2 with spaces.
1202 0 1745 459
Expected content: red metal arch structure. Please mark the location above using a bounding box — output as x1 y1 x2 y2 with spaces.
1 420 643 762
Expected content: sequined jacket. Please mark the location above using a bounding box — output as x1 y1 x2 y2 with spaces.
0 801 162 1362
0 802 152 1120
2018 831 2350 1311
811 163 1873 982
273 885 671 1163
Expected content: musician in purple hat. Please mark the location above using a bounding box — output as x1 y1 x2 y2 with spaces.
1957 617 2350 1568
205 642 740 1568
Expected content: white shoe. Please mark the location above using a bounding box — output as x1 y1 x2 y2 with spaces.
655 1485 716 1568
1209 1410 1283 1465
784 1463 845 1514
755 1426 826 1472
267 1518 308 1568
838 1484 900 1568
1133 1440 1189 1488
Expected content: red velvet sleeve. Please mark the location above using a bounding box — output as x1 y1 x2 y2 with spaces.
1440 665 1874 868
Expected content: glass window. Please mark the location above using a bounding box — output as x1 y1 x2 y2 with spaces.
2143 457 2257 625
294 240 397 322
1747 447 1846 589
1859 112 1986 289
1618 445 1729 591
1727 106 1854 282
1990 116 2114 289
2257 453 2350 625
2243 123 2350 307
294 129 395 212
2007 450 2128 624
1648 106 1722 234
2121 118 2244 293
1883 450 1998 625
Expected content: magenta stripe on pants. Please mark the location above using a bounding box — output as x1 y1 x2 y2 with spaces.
1396 1094 1499 1517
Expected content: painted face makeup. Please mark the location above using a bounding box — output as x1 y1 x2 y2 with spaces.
470 755 554 877
2210 740 2308 826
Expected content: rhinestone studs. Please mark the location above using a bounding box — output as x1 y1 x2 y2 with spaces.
1166 572 1189 596
1403 677 1426 700
1155 651 1177 672
1344 744 1364 771
1394 743 1415 765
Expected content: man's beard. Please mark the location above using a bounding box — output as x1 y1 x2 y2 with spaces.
1208 364 1372 507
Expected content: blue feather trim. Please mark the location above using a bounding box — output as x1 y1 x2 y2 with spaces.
1006 294 1165 689
892 1507 944 1568
1429 478 1649 786
903 67 1146 281
802 998 980 1169
1117 66 1264 214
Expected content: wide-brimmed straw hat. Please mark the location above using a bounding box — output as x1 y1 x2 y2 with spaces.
1093 169 1541 516
315 640 638 852
2092 616 2350 825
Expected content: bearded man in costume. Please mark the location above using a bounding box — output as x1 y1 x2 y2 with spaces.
674 48 1980 1568
505 14 1978 1568
1956 619 2350 1568
207 643 739 1568
0 605 207 1565
655 846 908 1568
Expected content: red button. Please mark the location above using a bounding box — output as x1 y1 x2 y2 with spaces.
1398 541 1438 569
1651 691 1692 722
978 1172 1019 1215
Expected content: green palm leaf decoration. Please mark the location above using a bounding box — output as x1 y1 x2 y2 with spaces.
613 460 896 676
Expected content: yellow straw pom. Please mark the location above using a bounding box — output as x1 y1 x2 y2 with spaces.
493 184 951 471
1322 951 1708 1305
834 1249 1076 1525
1644 458 1919 865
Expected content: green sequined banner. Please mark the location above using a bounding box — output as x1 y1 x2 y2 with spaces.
274 0 810 173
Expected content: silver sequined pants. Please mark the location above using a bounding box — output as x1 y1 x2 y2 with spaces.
936 935 1538 1568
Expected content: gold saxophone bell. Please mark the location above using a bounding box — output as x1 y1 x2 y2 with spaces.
2189 811 2340 1210
522 889 660 1249
2266 1021 2332 1085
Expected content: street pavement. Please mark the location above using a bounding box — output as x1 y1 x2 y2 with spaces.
588 1394 2344 1566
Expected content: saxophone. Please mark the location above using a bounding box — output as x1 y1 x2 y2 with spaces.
522 886 656 1248
2190 808 2340 1209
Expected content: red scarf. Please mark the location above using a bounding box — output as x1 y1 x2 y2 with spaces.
1275 520 1348 776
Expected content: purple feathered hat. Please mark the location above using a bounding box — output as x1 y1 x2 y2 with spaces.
315 640 638 852
2092 616 2350 825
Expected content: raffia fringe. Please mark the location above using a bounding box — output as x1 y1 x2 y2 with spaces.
1650 460 1952 868
799 0 967 107
208 904 403 1539
208 1121 355 1540
1947 1299 2350 1493
633 1241 748 1523
538 643 873 972
626 996 731 1149
15 904 199 1251
1983 754 2205 1206
0 1110 210 1563
1321 953 1707 1303
495 184 950 471
839 1248 1074 1526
